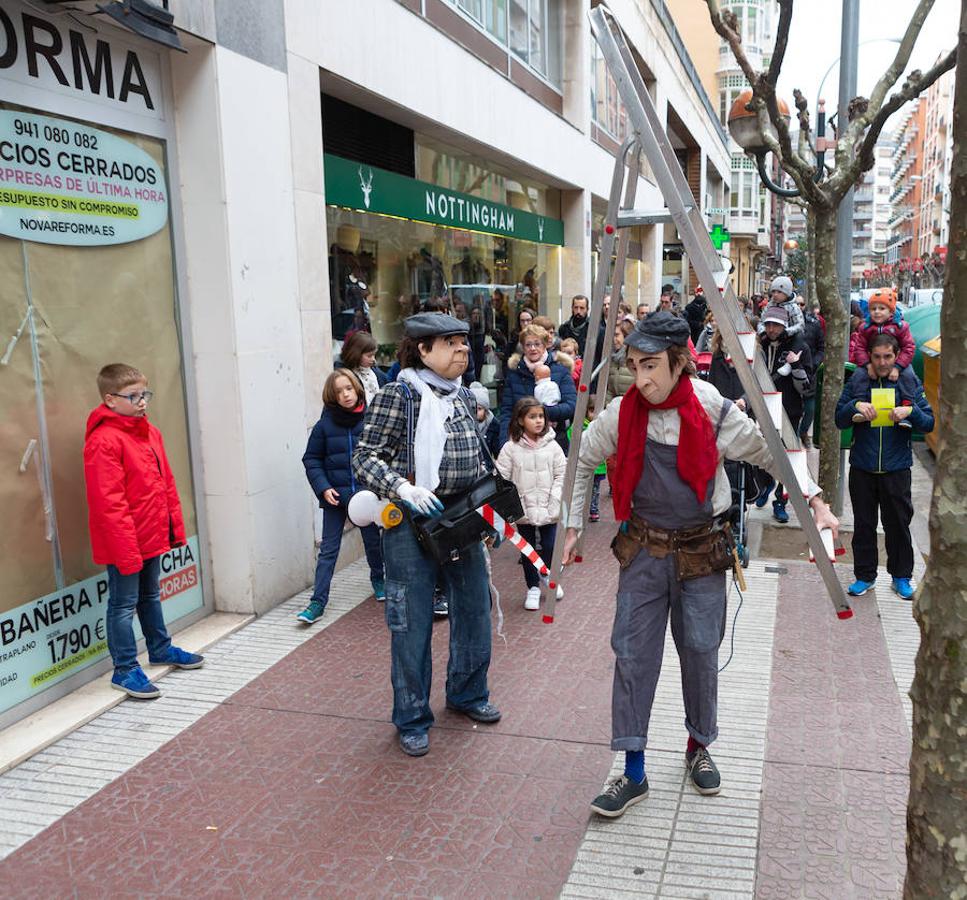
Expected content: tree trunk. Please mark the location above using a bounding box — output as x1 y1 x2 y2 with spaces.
905 5 967 894
806 208 817 303
813 206 848 508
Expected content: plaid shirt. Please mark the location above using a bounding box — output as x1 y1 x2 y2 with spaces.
352 382 489 500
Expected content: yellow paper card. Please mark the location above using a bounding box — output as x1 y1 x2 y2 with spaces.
870 387 896 428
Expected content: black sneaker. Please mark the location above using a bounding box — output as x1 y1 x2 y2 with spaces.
685 747 721 795
589 774 649 818
433 591 449 617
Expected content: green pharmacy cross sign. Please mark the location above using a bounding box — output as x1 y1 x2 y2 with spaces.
709 224 730 250
324 154 564 245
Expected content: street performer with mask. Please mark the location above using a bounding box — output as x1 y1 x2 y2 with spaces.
562 311 838 817
353 312 500 758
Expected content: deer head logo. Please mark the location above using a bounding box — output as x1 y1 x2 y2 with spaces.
537 217 545 241
358 167 374 208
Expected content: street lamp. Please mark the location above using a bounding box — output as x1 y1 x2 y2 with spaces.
727 90 826 198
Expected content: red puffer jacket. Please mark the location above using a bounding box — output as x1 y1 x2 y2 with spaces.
83 406 186 575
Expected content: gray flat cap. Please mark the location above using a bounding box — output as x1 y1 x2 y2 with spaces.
625 310 691 353
403 312 470 338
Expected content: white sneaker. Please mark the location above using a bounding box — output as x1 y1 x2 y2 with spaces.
524 587 541 610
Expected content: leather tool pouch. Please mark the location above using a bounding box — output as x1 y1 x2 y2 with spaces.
674 524 735 581
610 528 642 570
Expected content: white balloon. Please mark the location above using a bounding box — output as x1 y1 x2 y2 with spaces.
348 490 389 527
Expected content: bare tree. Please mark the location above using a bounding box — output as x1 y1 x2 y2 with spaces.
704 0 956 500
904 3 967 892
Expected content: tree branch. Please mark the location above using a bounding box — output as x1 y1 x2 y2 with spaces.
766 0 794 87
702 0 820 197
855 49 958 173
843 0 938 147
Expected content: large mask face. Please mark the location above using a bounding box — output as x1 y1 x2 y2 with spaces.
626 348 685 404
420 333 469 380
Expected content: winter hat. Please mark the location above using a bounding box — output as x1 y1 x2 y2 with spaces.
761 305 790 327
867 288 897 314
769 275 794 300
468 381 491 411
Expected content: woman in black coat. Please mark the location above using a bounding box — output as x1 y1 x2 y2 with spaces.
499 323 577 450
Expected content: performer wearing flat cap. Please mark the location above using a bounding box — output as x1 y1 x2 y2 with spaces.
562 311 838 817
353 312 500 758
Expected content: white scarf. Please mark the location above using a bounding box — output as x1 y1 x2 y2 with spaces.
398 367 462 490
523 350 549 372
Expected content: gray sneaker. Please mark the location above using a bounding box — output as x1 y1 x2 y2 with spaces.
433 591 449 617
685 746 721 795
590 775 649 818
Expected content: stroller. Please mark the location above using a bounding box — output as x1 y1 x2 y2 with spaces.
724 460 772 568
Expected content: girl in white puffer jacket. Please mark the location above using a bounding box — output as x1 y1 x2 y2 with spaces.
496 397 567 611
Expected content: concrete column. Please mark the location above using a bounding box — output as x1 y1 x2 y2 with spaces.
287 53 331 428
562 0 590 132
560 187 592 319
171 45 313 616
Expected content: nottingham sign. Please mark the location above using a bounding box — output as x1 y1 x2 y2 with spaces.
324 153 564 246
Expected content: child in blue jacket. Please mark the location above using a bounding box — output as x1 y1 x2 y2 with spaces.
299 370 384 624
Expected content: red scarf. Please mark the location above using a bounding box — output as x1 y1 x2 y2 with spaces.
613 376 718 521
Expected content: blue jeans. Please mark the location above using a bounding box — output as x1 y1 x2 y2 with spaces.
312 504 384 607
382 523 492 736
517 523 556 589
106 556 170 675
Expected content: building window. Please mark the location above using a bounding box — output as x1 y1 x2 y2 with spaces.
591 40 627 139
731 154 758 218
719 73 747 126
448 0 559 85
456 0 507 42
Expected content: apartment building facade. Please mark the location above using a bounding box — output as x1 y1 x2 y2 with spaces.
0 0 729 726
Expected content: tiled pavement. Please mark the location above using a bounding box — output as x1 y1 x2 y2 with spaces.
0 495 921 898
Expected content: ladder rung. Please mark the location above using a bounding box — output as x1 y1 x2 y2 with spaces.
616 208 689 227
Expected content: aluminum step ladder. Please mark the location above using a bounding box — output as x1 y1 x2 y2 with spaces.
540 4 851 622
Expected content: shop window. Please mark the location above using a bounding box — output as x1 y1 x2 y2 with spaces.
0 104 202 716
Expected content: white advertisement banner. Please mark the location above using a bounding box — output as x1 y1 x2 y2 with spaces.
0 536 204 714
0 3 164 119
0 110 168 245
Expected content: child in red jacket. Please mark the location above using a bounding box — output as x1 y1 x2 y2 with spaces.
84 363 204 700
848 288 917 428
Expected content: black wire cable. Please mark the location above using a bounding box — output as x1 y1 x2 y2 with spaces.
718 577 744 673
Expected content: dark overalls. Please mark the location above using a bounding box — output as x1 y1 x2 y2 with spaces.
611 439 727 751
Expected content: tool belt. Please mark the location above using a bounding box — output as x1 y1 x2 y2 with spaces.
611 513 735 581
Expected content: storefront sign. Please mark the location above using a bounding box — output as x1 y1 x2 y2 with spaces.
324 153 564 245
0 110 169 245
0 537 203 715
0 3 162 116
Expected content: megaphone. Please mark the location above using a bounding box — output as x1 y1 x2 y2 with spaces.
347 491 404 529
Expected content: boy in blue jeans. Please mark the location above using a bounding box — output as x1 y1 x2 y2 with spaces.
84 363 204 699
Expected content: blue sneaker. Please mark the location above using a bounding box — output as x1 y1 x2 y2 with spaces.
371 578 385 602
296 600 326 624
754 477 776 508
111 666 161 699
149 646 204 669
847 579 875 596
892 577 915 600
772 501 789 524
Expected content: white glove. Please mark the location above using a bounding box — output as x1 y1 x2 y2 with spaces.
777 362 792 377
397 482 444 517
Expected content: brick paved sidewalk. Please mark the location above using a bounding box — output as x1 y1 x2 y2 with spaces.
0 496 920 898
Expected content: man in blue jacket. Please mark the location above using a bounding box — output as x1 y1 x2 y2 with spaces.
835 333 934 600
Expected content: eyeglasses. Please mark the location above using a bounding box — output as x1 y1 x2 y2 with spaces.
111 391 154 404
523 342 545 349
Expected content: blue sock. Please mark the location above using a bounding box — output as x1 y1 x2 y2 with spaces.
624 750 645 784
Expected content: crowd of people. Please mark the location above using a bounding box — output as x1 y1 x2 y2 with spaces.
81 272 931 818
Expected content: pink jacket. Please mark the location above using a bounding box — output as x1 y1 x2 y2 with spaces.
851 321 915 368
